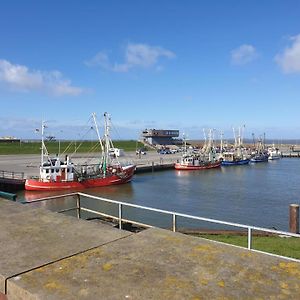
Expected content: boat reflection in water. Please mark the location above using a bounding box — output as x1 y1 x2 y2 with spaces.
22 183 135 219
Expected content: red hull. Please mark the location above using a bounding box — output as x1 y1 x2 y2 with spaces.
25 165 135 191
174 161 221 170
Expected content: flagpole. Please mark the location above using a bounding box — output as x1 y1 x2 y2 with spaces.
41 121 44 167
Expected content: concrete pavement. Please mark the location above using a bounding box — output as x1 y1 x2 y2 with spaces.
1 198 300 299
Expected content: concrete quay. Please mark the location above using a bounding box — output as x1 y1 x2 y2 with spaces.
0 152 180 178
1 198 300 299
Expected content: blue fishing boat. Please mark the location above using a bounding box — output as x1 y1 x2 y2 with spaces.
220 126 250 166
250 133 269 163
250 153 269 163
222 158 250 166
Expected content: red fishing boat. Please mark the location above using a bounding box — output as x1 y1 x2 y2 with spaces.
175 129 221 171
25 113 136 191
174 158 221 170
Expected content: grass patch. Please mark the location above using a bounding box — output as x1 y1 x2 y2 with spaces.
0 140 145 155
196 234 300 259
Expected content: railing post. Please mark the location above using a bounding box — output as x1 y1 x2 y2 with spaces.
247 227 252 250
118 203 122 229
76 194 81 219
172 214 177 232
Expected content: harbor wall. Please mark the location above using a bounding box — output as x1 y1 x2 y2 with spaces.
1 197 300 299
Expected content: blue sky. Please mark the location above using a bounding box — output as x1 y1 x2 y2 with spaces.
0 0 300 140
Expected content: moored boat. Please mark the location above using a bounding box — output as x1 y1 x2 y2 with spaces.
174 155 221 170
221 155 250 166
250 153 269 163
25 113 136 191
250 133 269 163
175 129 221 171
219 126 250 166
268 144 281 160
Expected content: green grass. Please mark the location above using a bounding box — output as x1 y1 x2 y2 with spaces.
196 234 300 259
0 140 145 155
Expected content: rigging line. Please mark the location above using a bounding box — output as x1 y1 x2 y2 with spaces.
60 116 94 157
69 127 95 158
79 113 106 166
71 129 93 156
81 143 102 165
83 113 108 158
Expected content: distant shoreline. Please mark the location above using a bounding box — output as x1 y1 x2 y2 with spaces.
1 138 300 145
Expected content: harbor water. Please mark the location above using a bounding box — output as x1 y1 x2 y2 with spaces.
18 158 300 231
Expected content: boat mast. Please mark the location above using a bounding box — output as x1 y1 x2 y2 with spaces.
103 112 111 173
207 129 212 153
40 121 49 166
182 133 187 154
220 131 224 153
203 129 207 152
233 127 237 148
41 121 44 167
241 125 245 146
238 127 241 147
92 113 104 152
236 126 242 157
252 133 255 147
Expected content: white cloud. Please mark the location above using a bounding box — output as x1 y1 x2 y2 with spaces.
231 44 258 65
275 34 300 74
86 43 175 72
84 52 110 69
0 59 83 96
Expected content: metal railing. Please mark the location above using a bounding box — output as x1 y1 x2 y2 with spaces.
22 192 300 261
0 170 25 180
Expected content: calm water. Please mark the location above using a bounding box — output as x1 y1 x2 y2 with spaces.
18 158 300 231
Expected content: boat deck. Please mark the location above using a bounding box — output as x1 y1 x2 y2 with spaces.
0 198 299 299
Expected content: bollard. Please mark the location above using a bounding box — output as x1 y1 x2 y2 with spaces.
289 204 299 234
152 161 154 173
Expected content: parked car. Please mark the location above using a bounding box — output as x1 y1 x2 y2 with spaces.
109 148 124 157
159 149 171 154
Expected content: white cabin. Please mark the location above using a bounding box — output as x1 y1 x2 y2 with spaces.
40 155 75 182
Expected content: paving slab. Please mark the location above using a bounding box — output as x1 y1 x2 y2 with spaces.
7 228 300 299
0 198 131 294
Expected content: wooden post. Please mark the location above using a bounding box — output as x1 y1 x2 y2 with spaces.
289 204 299 234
